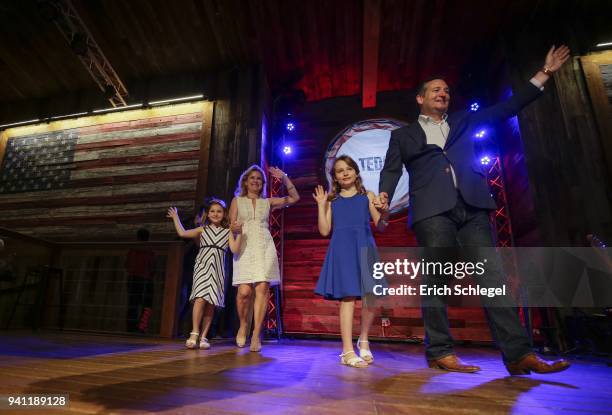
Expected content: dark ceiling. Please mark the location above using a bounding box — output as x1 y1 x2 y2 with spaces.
0 0 610 117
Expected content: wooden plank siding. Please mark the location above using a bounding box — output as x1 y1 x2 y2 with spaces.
0 102 212 242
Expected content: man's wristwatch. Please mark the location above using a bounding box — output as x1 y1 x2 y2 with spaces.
542 66 554 76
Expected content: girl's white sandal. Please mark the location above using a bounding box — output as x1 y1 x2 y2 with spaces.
185 332 199 349
357 337 374 364
199 337 211 350
340 350 368 368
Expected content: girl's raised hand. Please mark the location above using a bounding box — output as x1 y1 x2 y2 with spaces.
312 185 328 205
268 166 286 179
166 207 178 219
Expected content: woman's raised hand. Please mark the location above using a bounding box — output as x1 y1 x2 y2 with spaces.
268 166 286 179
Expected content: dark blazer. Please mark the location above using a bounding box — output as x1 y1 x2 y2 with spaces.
379 83 543 225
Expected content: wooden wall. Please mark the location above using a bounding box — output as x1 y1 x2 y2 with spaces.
0 65 268 337
0 103 209 242
206 65 269 202
279 21 612 339
0 234 185 338
500 16 612 246
0 65 267 242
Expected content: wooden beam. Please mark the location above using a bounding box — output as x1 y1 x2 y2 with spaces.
0 130 8 172
160 243 183 338
203 1 231 61
580 51 612 182
362 0 381 108
195 101 215 206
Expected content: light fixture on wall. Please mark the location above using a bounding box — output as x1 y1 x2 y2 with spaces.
49 112 89 120
0 119 41 129
149 94 204 106
92 103 143 114
1 93 207 130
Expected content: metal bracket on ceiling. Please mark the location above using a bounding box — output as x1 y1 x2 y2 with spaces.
49 0 128 107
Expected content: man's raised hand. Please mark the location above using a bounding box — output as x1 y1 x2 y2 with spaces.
544 45 571 72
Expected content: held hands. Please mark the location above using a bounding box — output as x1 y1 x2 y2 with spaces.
268 166 286 180
373 196 382 209
374 192 389 212
166 206 179 219
543 45 571 73
230 220 243 234
312 185 328 205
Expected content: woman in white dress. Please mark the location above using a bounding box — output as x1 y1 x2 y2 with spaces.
230 164 300 352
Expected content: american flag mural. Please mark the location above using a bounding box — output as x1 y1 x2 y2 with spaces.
0 106 206 241
1 130 78 194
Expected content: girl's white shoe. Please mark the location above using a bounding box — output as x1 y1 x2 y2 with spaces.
357 337 374 364
199 337 211 350
185 332 199 349
339 350 368 368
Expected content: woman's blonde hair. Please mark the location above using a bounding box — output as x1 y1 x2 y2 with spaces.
234 164 267 198
327 155 366 201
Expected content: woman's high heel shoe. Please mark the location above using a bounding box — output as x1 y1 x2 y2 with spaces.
249 336 262 352
236 329 247 348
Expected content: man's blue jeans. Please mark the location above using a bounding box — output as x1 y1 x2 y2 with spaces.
413 196 531 363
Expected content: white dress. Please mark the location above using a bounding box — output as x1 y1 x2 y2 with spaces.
232 197 280 286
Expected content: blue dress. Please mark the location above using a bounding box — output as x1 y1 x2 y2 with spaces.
315 193 379 300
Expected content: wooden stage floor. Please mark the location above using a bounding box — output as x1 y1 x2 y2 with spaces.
0 331 610 414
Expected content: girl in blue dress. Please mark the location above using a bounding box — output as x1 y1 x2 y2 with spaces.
314 155 388 368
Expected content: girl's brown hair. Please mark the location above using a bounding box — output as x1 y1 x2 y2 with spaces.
202 198 229 228
327 155 367 201
234 164 267 198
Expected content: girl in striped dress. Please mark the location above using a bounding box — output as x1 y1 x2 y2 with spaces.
167 199 242 349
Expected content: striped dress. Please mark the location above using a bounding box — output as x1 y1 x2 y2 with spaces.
189 225 230 307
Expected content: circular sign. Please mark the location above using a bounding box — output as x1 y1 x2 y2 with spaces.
324 119 409 213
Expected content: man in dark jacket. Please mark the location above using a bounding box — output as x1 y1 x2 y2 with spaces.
378 45 571 375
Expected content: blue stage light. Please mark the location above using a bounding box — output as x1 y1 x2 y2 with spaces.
286 122 295 132
474 129 487 139
470 102 480 112
480 155 492 165
283 145 292 155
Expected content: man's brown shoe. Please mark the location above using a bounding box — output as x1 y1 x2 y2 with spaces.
428 354 481 373
505 353 570 375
